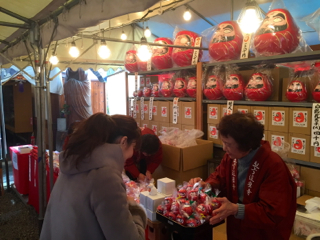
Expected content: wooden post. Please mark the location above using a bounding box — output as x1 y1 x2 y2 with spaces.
196 62 203 131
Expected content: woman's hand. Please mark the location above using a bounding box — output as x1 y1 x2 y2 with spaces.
145 170 152 180
138 173 146 181
188 177 207 188
209 197 238 225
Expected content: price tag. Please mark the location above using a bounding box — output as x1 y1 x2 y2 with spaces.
147 59 152 71
140 97 144 120
226 101 234 115
149 97 154 120
311 103 320 147
133 97 137 119
191 37 202 65
172 97 179 124
240 33 252 59
135 72 138 91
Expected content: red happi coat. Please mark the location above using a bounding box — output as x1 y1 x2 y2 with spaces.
206 141 296 240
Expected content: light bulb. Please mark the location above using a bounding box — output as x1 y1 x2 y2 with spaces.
144 27 151 38
238 8 262 34
49 55 59 65
121 31 127 40
69 42 79 58
183 9 191 21
137 44 152 62
98 41 111 59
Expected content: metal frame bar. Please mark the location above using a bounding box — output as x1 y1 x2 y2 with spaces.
0 21 30 29
0 39 9 45
0 7 32 24
0 53 34 79
185 3 215 26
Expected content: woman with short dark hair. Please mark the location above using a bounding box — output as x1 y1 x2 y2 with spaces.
190 112 296 240
40 113 146 240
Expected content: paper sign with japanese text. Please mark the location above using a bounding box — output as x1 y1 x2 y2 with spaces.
140 97 144 120
149 97 154 120
311 103 320 147
291 137 306 155
172 97 179 124
209 107 218 119
272 110 285 126
240 33 252 59
191 37 202 65
226 101 234 115
209 126 219 139
293 111 308 127
254 110 265 125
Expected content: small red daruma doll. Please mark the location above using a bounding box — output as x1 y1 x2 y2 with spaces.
186 77 197 98
143 87 152 97
286 80 307 102
203 75 223 100
312 81 320 102
124 50 139 73
151 37 173 69
173 77 187 97
172 30 203 67
222 73 244 100
160 78 174 97
209 21 243 61
245 72 272 101
152 83 160 97
254 9 300 56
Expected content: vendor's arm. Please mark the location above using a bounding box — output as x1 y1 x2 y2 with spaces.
124 151 141 179
146 141 163 174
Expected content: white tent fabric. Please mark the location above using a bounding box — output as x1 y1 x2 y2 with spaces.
1 65 64 95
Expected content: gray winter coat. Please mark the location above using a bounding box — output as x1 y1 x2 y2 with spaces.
40 143 147 240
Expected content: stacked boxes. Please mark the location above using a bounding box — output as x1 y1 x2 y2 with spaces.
157 178 176 196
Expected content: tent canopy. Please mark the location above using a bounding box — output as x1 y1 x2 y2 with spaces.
0 0 319 69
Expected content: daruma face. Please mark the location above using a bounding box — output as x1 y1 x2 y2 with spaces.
286 80 307 102
203 75 223 100
245 72 272 101
312 82 320 102
222 74 244 100
209 21 243 61
124 50 139 73
151 38 173 70
253 9 300 56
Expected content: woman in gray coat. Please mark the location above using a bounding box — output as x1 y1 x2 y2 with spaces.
40 113 147 240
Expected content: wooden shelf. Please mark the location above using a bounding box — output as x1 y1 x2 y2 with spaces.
203 100 314 108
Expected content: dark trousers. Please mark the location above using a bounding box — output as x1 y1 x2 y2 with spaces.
126 159 147 181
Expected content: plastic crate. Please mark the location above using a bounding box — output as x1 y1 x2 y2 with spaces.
156 212 224 240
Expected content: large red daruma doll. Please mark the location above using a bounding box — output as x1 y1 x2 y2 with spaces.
223 74 244 100
254 9 300 56
152 38 173 69
209 21 243 61
173 77 187 97
245 72 272 101
124 50 139 73
286 80 307 102
203 75 223 100
172 31 203 67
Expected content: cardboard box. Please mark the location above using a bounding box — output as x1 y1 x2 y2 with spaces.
141 120 149 129
268 107 289 133
220 104 228 118
162 139 213 172
288 133 310 161
157 178 176 195
169 123 181 130
263 130 269 141
282 74 318 102
233 105 251 114
207 104 221 124
156 101 170 123
169 102 182 124
208 123 221 145
181 124 196 131
181 102 196 126
289 108 311 135
149 101 158 122
310 146 320 164
159 122 170 134
252 106 269 131
269 131 288 152
150 121 160 135
301 167 320 193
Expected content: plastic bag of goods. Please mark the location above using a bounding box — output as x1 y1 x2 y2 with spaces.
222 64 245 100
203 65 224 100
125 49 139 73
159 73 175 97
186 74 198 98
172 72 188 97
151 37 173 70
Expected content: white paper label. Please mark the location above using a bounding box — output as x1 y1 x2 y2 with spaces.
146 77 151 87
152 105 157 116
140 97 144 120
226 101 234 115
143 104 148 116
12 150 18 170
240 33 252 59
172 98 179 124
191 37 202 65
209 126 218 139
314 147 320 157
291 137 306 155
184 107 192 119
135 73 138 91
271 110 285 126
152 124 158 135
133 97 137 119
254 110 265 125
209 107 218 119
271 135 284 151
147 59 152 71
293 111 307 127
149 97 154 120
161 106 167 117
238 108 248 114
222 107 227 116
140 77 145 87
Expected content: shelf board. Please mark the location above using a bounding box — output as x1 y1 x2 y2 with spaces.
213 144 320 170
128 97 196 102
127 65 196 75
203 100 313 108
204 50 320 69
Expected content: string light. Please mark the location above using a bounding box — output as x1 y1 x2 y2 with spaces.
137 37 152 61
98 40 111 59
69 41 80 58
121 31 127 40
49 55 59 65
144 26 151 38
183 8 192 21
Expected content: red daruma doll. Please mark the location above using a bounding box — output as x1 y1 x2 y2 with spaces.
137 58 148 72
209 21 243 61
245 72 272 101
159 78 174 97
203 75 223 100
186 77 197 98
286 80 307 102
124 50 139 73
173 77 187 97
152 83 160 97
151 38 173 69
254 9 300 56
223 73 244 100
313 81 320 102
172 30 203 67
